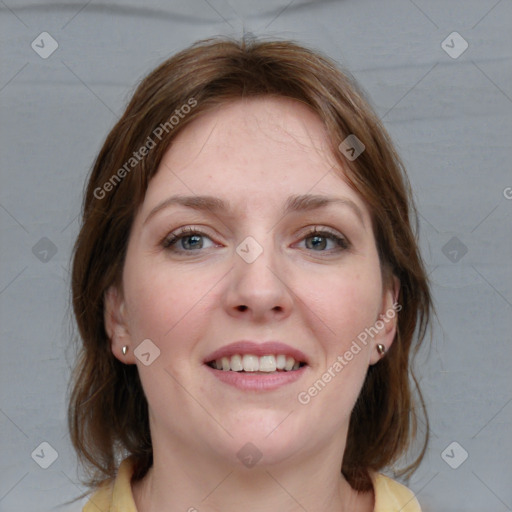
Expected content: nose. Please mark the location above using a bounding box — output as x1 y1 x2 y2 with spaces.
223 236 293 323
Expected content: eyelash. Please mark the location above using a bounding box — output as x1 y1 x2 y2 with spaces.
161 226 350 254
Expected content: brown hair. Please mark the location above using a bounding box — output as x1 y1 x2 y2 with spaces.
68 36 432 494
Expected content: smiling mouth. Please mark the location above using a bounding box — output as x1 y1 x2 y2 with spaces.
206 354 307 373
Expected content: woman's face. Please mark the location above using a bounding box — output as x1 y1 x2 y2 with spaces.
106 97 398 469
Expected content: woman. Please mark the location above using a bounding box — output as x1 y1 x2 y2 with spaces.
69 37 432 511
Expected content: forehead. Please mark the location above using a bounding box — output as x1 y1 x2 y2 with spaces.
161 96 334 172
140 97 366 219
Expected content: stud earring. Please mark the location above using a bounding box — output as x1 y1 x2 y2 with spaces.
377 344 386 356
122 346 128 356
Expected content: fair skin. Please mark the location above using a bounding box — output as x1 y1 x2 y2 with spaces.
105 97 399 512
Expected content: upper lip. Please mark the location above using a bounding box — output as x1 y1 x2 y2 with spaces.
204 341 309 365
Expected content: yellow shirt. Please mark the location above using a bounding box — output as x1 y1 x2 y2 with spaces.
83 457 421 512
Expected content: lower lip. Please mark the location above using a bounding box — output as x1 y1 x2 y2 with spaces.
204 364 307 391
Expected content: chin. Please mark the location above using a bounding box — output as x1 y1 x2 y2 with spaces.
213 416 307 467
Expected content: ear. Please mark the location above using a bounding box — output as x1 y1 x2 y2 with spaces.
369 274 400 365
104 285 136 364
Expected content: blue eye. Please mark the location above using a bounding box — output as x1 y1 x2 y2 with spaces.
162 227 215 252
162 226 349 254
301 228 349 252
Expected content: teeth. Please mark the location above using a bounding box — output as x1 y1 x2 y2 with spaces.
284 356 295 371
230 354 243 371
259 355 276 372
242 354 259 372
210 354 303 372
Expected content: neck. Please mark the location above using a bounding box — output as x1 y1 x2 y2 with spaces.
132 434 374 512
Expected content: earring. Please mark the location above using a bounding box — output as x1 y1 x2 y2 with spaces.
122 346 128 356
377 344 386 356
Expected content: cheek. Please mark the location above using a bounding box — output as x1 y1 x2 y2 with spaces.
299 264 383 349
294 267 382 421
122 256 219 347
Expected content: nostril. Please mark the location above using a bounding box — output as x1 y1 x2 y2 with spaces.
237 305 248 311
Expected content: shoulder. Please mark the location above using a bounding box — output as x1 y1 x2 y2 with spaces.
82 481 114 512
82 458 138 512
371 472 422 512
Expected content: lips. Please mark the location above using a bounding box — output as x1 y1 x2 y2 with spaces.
203 340 309 366
203 341 310 391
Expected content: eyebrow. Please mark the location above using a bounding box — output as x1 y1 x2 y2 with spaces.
143 193 365 226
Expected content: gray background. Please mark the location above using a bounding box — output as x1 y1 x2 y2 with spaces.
1 0 511 511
